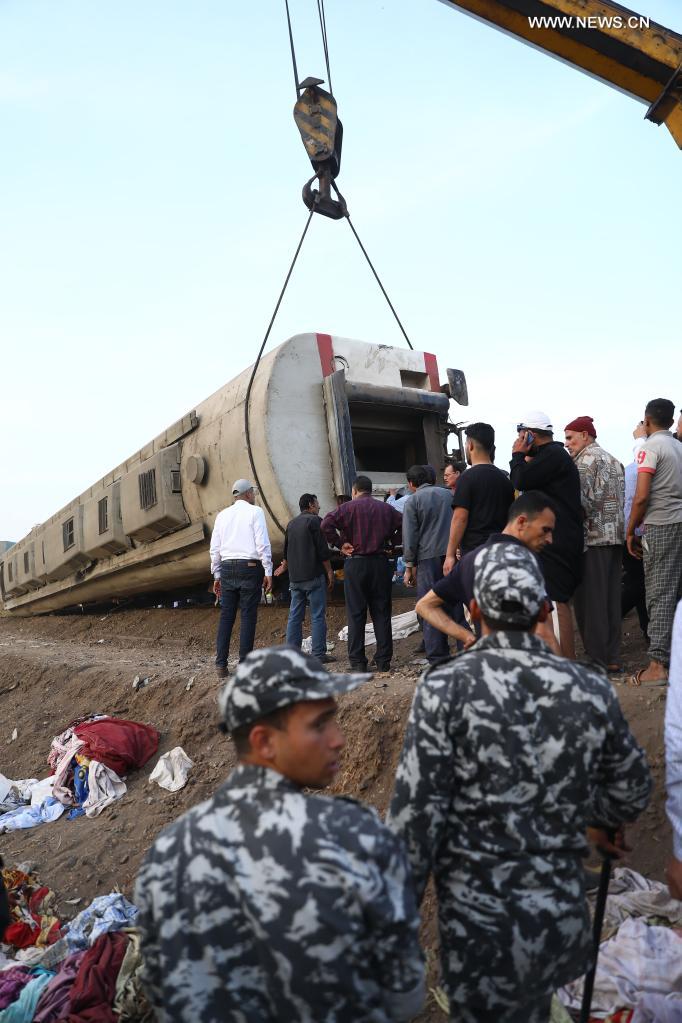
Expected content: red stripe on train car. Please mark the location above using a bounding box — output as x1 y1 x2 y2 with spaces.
424 352 440 393
316 333 335 377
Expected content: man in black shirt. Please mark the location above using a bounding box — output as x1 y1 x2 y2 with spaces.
417 491 560 654
510 411 583 658
275 494 335 663
443 423 515 575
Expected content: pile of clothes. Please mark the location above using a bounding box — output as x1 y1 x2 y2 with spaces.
558 868 682 1021
0 865 151 1022
0 717 159 834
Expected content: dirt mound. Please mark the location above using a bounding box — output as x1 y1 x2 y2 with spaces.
0 604 669 1021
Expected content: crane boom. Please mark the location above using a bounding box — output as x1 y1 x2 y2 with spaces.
437 0 682 147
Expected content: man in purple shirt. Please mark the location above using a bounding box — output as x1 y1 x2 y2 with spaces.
322 476 402 672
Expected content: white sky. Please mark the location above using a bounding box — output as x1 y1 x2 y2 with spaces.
1 0 680 541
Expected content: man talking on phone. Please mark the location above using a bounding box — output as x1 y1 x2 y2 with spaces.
510 412 583 658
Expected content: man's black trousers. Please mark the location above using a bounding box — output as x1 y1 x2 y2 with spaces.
344 555 393 670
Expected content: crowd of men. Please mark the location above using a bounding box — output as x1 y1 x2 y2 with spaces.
130 398 681 1020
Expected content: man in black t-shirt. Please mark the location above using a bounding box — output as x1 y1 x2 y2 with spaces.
417 491 560 654
443 423 515 576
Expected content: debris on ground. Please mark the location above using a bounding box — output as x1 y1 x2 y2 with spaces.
0 863 152 1019
148 748 193 792
558 868 682 1020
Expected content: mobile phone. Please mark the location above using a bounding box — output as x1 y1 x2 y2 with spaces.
525 430 535 445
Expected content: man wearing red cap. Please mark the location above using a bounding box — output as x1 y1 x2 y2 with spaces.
564 417 625 671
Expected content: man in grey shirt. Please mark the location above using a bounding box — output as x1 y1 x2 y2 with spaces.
627 398 682 686
402 464 458 663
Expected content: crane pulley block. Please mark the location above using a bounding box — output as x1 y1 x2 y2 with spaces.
293 77 347 219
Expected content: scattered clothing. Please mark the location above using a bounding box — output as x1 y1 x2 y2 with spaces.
63 931 128 1023
0 971 54 1023
630 994 682 1022
33 951 87 1023
337 609 420 646
451 463 515 553
72 719 159 778
83 763 126 817
559 918 682 1018
149 749 193 793
112 931 154 1023
0 970 32 1012
0 799 66 834
61 895 138 956
135 762 425 1023
600 867 682 934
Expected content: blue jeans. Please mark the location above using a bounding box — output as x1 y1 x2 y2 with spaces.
216 560 264 668
286 576 327 657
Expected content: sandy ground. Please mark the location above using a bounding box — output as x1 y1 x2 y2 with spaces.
0 601 668 1020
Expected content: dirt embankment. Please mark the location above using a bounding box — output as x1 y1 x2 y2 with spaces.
0 604 668 1020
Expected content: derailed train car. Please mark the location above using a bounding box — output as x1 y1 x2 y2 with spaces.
0 333 466 614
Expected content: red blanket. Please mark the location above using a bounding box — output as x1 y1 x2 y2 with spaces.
73 719 159 776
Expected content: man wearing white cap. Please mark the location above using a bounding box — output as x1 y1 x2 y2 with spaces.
209 479 273 678
510 411 583 658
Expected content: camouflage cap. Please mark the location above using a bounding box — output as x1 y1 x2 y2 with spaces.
218 645 371 732
473 541 545 627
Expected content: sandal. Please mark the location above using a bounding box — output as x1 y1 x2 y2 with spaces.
630 668 668 687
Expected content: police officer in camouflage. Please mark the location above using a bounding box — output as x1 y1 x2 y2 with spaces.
135 646 425 1023
388 542 652 1023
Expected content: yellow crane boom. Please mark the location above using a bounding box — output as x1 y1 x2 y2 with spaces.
437 0 682 146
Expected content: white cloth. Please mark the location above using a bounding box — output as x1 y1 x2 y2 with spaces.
559 918 682 1018
631 994 682 1023
0 774 39 812
601 866 682 932
83 761 126 817
209 500 272 577
666 600 682 858
0 796 66 832
29 776 55 807
338 610 420 646
149 747 193 792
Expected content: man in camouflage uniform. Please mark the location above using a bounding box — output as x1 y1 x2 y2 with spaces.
388 542 651 1023
135 646 425 1023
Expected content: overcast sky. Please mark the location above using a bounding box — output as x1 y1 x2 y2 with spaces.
1 0 680 541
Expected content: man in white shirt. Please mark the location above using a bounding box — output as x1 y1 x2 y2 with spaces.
627 399 682 686
210 479 273 678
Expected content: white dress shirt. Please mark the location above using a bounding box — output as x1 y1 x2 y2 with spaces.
665 600 682 858
209 500 273 578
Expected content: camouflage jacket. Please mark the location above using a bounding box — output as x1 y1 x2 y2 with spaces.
135 763 424 1023
388 632 651 1015
575 441 625 547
